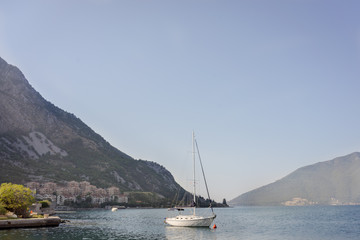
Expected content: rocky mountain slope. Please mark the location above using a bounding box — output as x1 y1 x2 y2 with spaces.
230 152 360 206
0 56 185 200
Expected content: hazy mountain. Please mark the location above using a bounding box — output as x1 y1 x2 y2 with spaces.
230 152 360 206
0 56 185 200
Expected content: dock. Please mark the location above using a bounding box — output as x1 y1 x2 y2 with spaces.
0 216 61 229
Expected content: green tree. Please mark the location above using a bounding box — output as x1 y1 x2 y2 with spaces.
0 202 7 215
0 183 35 217
39 200 51 208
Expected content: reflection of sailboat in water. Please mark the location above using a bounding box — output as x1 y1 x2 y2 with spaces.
165 132 216 227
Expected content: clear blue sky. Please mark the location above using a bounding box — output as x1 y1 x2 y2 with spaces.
1 0 359 202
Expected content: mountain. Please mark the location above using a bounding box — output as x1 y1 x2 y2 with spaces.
230 152 360 206
0 56 185 201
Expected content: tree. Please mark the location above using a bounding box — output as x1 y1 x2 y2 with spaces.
39 200 51 208
0 202 7 215
0 183 35 217
222 198 227 205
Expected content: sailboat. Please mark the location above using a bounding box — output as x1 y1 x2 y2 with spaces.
165 132 216 227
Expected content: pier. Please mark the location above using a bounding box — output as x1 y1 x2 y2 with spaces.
0 216 61 229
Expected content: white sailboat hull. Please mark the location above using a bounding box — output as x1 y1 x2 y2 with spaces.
165 214 216 227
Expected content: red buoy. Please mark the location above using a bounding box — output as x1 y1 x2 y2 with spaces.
212 224 217 229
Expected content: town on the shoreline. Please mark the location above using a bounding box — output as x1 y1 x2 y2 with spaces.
25 181 128 207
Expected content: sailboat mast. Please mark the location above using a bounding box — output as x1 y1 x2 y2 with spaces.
192 131 196 215
195 139 214 214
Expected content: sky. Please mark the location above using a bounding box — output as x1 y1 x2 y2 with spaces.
0 0 360 202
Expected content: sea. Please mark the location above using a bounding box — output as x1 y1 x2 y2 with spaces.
1 206 360 240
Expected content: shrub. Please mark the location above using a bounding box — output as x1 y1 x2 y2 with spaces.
0 183 35 217
39 200 51 208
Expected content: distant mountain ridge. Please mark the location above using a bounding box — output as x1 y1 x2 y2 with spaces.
230 152 360 206
0 56 185 201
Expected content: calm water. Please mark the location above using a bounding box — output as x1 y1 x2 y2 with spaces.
1 206 360 239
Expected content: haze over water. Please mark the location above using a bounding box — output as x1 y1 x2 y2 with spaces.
1 206 360 240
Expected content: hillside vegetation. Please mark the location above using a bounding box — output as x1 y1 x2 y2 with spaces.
0 56 185 203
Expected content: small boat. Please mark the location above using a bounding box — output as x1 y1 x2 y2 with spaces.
167 207 184 211
165 132 216 227
111 207 118 212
